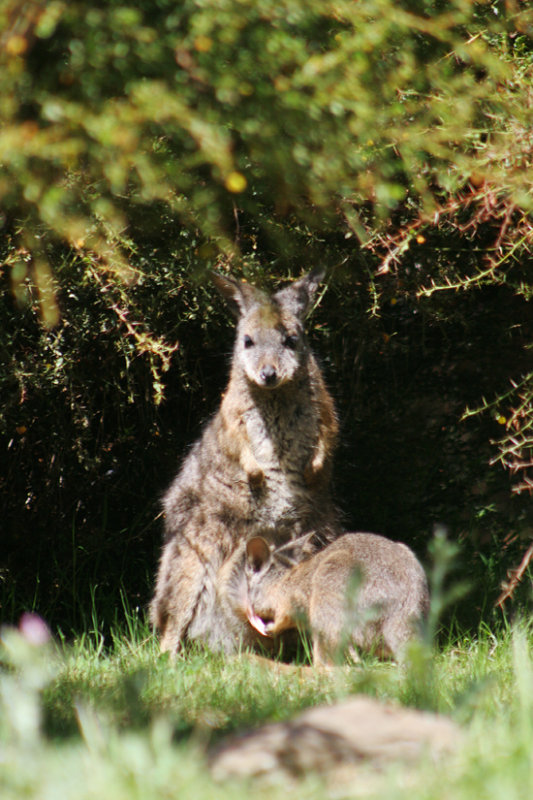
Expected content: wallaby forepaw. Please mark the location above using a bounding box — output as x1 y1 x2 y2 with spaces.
248 468 265 489
304 461 321 486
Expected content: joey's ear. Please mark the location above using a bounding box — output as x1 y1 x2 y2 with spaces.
274 267 326 319
246 536 271 572
211 272 264 318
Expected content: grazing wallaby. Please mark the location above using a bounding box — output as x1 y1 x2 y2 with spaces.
150 269 340 654
230 532 430 665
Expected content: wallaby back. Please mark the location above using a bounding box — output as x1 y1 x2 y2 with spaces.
150 270 340 654
233 532 430 665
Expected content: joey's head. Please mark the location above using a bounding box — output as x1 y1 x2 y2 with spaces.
243 536 294 637
211 269 325 390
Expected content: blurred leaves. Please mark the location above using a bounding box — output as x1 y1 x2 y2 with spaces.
0 614 57 746
1 0 532 274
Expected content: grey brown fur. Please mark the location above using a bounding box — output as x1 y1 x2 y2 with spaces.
230 532 430 665
150 269 340 654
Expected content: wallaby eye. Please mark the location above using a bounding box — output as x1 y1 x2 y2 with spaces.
284 334 299 350
243 335 254 349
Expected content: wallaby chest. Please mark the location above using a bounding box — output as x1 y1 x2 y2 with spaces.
242 393 320 529
244 392 317 474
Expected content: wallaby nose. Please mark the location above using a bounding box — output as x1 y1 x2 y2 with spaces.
260 365 278 386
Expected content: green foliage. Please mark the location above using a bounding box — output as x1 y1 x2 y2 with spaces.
1 0 532 262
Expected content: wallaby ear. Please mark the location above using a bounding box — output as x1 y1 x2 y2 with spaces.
274 267 326 319
211 272 263 318
246 536 271 572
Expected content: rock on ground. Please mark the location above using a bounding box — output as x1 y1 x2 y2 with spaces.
210 695 459 785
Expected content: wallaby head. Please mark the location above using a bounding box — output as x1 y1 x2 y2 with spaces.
211 269 325 390
241 536 298 636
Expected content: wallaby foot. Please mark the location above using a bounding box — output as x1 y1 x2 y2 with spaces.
232 652 319 678
159 630 182 658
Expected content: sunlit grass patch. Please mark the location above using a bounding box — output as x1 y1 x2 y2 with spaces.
1 612 533 800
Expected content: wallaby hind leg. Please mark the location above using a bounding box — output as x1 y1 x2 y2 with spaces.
309 557 354 665
381 614 420 661
312 634 340 667
151 542 210 655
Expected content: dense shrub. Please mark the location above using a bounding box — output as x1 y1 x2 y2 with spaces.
1 0 532 630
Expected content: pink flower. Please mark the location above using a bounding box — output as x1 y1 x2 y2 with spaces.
18 613 51 646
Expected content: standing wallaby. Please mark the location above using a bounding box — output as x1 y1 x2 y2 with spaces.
229 533 430 665
150 269 340 654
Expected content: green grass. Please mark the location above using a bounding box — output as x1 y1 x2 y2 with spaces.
1 614 532 799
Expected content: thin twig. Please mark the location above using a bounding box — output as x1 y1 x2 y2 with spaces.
496 542 533 608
